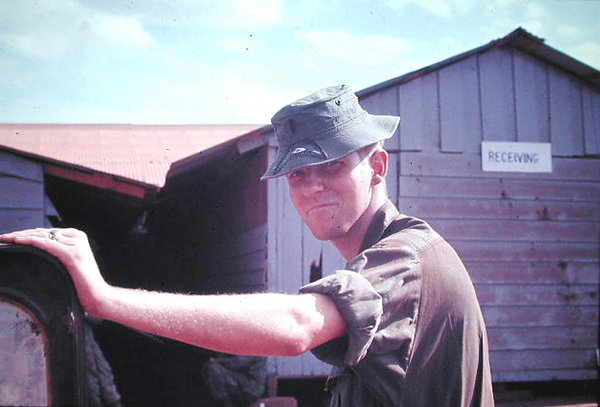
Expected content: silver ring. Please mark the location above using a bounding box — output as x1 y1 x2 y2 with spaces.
48 229 59 241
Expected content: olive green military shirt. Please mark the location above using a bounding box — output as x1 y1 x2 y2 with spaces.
299 201 494 407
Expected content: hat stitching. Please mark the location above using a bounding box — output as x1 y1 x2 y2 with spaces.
272 140 328 175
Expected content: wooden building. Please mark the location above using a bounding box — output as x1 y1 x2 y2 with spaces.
0 27 598 404
265 27 600 383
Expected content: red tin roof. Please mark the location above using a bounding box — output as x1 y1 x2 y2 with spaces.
0 124 264 190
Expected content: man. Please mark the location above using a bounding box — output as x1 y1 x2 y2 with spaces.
0 85 494 406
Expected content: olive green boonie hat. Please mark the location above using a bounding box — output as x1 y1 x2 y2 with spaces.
261 84 400 180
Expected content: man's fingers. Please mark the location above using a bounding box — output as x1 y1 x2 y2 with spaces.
57 228 86 239
5 233 66 254
0 228 78 246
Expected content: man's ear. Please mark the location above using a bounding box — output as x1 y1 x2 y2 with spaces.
371 149 388 185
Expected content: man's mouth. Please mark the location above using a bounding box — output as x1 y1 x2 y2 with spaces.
307 202 339 215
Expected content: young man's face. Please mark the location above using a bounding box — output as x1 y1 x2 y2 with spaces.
286 150 375 241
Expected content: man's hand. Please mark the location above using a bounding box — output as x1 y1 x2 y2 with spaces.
0 228 109 316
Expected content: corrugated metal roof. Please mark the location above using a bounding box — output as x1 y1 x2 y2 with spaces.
0 123 264 188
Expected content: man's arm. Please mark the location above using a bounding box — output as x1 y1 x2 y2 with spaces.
99 288 345 356
0 228 347 356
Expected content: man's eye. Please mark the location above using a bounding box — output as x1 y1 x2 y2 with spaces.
290 170 305 178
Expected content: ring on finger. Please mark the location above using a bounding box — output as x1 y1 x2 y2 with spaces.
48 229 59 242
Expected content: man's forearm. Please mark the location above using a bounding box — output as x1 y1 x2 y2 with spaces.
0 228 346 357
96 286 346 357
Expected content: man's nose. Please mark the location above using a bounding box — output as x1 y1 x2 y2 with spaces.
302 169 326 193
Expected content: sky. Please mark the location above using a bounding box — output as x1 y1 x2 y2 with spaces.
1 0 599 125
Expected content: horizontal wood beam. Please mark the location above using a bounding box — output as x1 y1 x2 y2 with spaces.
44 165 151 199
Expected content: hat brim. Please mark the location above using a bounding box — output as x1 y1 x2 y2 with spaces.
261 113 400 180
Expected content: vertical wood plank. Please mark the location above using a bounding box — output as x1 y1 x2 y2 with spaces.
275 176 304 376
582 87 600 155
360 85 400 151
439 55 482 153
277 179 303 294
549 67 585 156
398 78 424 152
300 223 320 375
43 195 60 227
397 72 440 153
514 51 550 142
266 148 279 377
421 72 441 153
479 48 517 142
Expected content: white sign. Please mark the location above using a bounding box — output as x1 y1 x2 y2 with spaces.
481 141 552 173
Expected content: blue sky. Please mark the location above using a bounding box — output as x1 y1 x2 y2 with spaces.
1 0 599 125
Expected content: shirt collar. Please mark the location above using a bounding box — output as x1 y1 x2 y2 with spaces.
358 200 400 253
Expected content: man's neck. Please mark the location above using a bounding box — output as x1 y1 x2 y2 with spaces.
332 192 387 261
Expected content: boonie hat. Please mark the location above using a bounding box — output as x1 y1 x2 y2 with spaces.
261 84 400 180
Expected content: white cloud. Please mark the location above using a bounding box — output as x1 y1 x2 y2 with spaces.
2 33 71 60
231 0 283 27
571 41 600 70
383 0 491 18
556 24 584 39
75 0 284 30
81 14 152 47
124 62 287 123
384 0 452 18
524 2 549 20
296 30 411 68
0 0 152 60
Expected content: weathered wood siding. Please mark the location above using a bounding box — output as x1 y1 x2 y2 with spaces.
267 45 599 381
202 225 268 294
198 150 270 294
361 46 600 382
0 151 58 233
148 149 270 295
395 152 599 382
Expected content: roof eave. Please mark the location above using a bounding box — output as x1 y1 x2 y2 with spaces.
358 27 600 99
0 145 159 200
163 125 272 184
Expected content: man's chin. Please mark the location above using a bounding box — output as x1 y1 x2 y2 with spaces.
307 225 347 242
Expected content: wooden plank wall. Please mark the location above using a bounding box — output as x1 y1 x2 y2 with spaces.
201 225 268 294
265 45 599 381
0 151 58 233
398 153 599 382
360 46 600 382
193 150 270 295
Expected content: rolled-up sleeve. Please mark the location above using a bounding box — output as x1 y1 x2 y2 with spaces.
299 269 383 366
